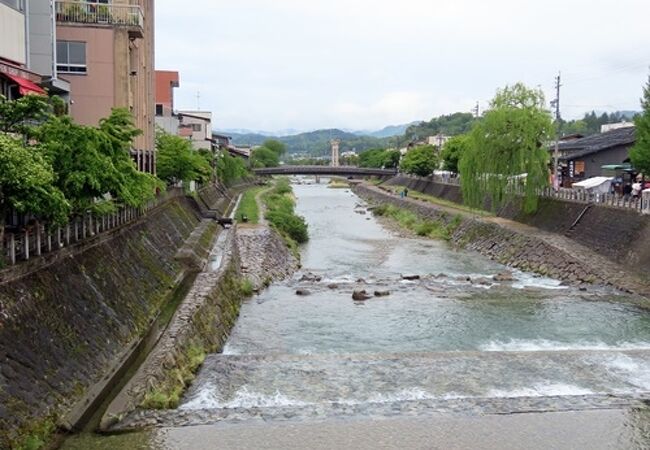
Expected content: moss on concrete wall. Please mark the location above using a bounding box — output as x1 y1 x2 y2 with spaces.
0 197 203 449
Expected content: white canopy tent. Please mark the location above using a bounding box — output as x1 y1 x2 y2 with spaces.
572 176 613 194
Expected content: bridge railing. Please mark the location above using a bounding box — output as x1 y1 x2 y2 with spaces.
252 165 398 176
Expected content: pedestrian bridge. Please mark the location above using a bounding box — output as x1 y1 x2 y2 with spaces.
252 166 397 177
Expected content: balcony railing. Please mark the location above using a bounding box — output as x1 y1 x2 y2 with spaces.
55 1 144 35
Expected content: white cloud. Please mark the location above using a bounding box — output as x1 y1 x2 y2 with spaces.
155 0 650 131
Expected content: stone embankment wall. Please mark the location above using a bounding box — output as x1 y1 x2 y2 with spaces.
105 222 299 431
354 184 650 297
0 187 229 449
384 175 650 271
237 226 300 291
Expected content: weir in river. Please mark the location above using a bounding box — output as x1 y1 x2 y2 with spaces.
62 180 650 449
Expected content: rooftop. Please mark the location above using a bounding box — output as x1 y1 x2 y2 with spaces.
557 126 636 160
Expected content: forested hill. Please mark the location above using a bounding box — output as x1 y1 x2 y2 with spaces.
220 128 391 156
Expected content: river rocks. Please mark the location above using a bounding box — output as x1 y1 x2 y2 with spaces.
374 290 391 297
493 271 515 282
402 274 420 281
356 278 367 284
473 277 493 286
300 272 322 282
295 289 312 296
352 290 372 301
327 283 339 290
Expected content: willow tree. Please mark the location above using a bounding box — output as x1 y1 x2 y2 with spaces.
630 74 650 176
460 83 553 213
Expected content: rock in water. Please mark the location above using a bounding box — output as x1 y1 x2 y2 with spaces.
327 283 339 290
352 290 371 301
295 289 311 296
402 274 420 281
493 271 515 282
374 290 390 297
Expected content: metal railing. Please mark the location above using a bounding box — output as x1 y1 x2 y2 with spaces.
2 188 182 267
55 1 144 29
401 173 650 215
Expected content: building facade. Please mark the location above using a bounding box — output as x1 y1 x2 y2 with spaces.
557 126 636 185
55 0 155 172
154 69 179 135
177 110 213 150
0 0 50 98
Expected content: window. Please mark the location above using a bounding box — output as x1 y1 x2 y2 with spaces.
0 0 25 11
57 41 87 74
155 104 163 116
191 123 202 132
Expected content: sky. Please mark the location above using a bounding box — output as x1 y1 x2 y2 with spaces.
155 0 650 133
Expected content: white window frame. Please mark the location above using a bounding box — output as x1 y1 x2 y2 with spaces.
56 41 88 74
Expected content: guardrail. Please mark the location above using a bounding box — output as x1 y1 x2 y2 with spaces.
2 188 183 267
400 173 650 215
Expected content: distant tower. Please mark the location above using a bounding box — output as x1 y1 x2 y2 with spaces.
330 139 340 167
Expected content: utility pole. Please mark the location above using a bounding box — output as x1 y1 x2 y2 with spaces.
551 72 562 190
196 91 201 110
472 101 480 118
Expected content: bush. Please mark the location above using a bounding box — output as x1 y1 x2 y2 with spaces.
263 179 309 244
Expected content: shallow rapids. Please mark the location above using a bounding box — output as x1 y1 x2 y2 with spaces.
180 182 650 418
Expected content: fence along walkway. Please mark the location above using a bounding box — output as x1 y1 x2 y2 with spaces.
403 174 650 215
2 188 183 266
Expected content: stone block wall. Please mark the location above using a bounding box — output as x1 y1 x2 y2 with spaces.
384 176 650 271
0 197 203 448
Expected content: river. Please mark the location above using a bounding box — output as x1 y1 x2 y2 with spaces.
62 181 650 449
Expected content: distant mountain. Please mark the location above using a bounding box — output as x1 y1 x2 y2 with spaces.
217 128 391 156
357 122 420 138
219 128 305 137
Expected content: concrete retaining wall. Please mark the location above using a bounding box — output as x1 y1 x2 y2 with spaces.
0 188 227 449
384 175 650 271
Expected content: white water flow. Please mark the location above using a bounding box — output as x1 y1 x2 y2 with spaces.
180 182 650 421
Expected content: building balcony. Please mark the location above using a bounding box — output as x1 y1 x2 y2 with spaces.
55 1 144 38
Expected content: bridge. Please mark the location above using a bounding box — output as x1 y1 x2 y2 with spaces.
252 166 398 177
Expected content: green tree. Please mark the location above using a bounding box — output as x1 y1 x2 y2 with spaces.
38 108 159 213
217 152 249 186
358 148 400 168
0 94 51 136
440 135 469 173
400 145 438 176
263 139 286 156
156 131 212 184
630 74 650 176
460 83 553 213
0 134 70 258
251 146 280 168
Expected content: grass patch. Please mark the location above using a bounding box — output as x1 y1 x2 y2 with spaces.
372 204 461 241
383 185 491 216
236 187 263 223
328 178 350 189
240 279 254 296
262 179 309 246
10 416 57 450
142 343 206 409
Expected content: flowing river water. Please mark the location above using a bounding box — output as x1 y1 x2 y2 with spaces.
63 181 650 449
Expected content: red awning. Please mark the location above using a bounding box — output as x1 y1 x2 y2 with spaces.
2 73 46 96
